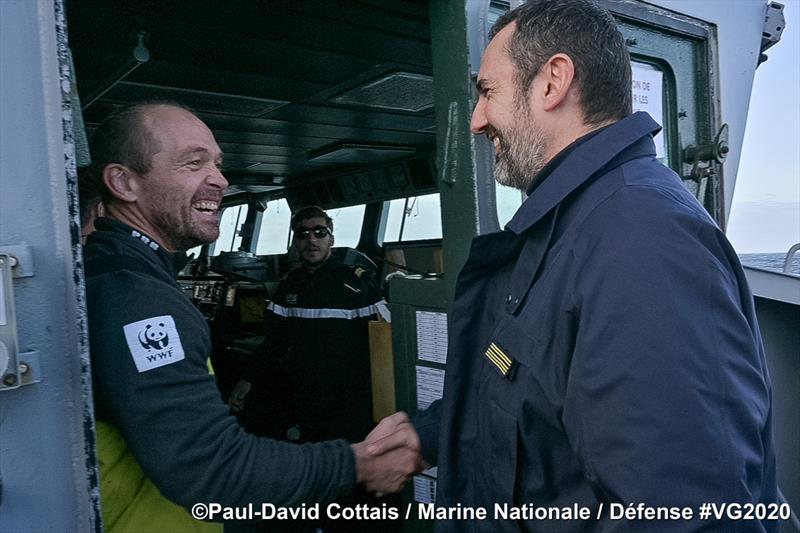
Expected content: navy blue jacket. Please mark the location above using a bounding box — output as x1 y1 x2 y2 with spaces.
414 113 777 532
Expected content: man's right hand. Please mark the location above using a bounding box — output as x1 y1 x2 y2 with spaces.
228 379 252 413
351 412 426 494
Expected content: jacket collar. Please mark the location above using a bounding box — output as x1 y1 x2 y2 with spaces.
92 217 190 276
506 112 661 235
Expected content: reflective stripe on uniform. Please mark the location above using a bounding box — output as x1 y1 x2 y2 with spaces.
267 300 384 320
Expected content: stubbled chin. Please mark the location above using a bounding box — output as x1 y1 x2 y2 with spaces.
191 212 221 241
303 252 325 264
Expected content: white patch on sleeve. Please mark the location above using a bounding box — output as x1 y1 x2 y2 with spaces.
122 315 185 372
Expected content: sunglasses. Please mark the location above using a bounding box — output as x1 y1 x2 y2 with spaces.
295 225 332 240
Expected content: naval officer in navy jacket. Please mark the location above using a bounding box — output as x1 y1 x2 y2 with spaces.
371 1 777 531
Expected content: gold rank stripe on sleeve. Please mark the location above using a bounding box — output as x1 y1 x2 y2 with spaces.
488 343 513 369
485 348 509 373
484 342 518 379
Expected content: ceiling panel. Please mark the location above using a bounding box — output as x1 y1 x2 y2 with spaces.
67 0 435 195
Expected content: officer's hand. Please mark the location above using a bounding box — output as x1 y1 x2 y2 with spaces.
365 412 424 457
351 412 426 495
228 379 252 413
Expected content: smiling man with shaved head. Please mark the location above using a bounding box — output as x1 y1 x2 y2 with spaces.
81 102 423 532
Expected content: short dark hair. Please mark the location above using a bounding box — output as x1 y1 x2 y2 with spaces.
491 0 632 125
78 165 101 227
86 100 195 204
291 205 333 232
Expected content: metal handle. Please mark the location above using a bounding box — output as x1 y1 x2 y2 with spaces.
0 247 40 391
0 254 20 390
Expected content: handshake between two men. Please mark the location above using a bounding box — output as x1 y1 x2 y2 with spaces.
351 412 429 495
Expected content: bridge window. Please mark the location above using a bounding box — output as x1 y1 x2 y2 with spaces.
255 198 292 254
382 193 443 242
210 204 249 256
326 204 366 248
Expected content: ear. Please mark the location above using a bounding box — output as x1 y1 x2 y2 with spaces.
330 233 335 246
102 163 138 203
538 53 575 112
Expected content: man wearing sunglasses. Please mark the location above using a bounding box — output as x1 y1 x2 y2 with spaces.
230 206 392 532
292 211 336 268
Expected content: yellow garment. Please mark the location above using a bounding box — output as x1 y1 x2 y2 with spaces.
97 421 222 533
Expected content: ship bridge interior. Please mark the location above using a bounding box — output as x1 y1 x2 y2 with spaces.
67 0 439 215
66 0 450 403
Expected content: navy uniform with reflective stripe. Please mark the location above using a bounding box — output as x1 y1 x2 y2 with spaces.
243 258 382 443
414 112 777 532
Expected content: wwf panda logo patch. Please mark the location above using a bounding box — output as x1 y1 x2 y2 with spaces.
123 315 185 372
139 322 169 350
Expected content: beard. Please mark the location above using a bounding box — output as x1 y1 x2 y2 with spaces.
152 202 220 251
488 108 550 191
302 250 330 267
